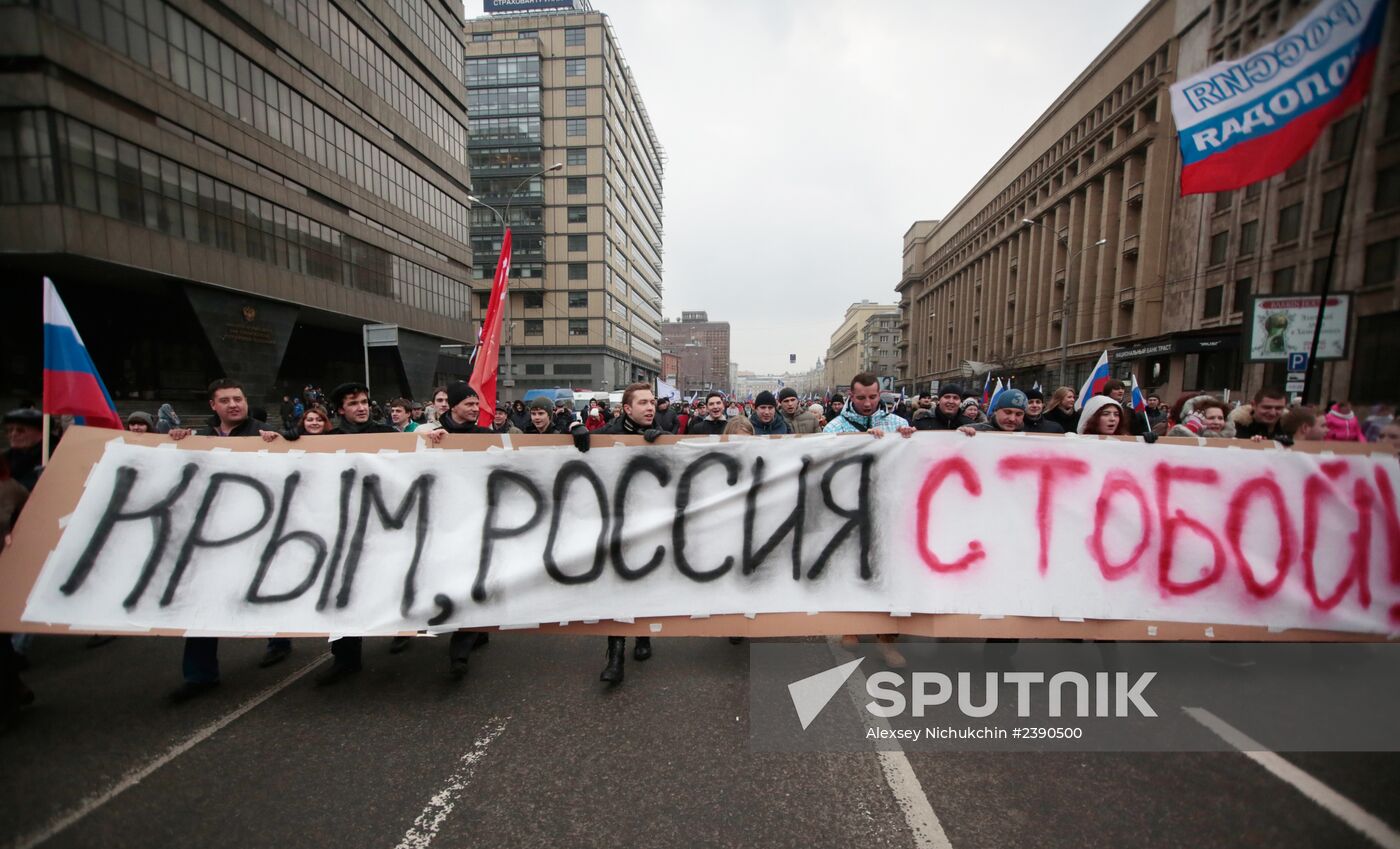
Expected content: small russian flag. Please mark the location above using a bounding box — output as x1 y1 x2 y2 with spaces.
987 378 1005 411
1129 372 1148 414
43 277 122 429
1074 350 1112 411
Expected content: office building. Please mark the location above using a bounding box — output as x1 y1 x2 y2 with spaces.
825 301 899 387
660 310 730 394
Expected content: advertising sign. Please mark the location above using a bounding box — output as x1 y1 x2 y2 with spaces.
1244 294 1350 362
484 0 576 12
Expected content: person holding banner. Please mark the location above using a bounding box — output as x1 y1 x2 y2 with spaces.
912 384 972 431
167 379 293 702
1021 389 1064 434
968 389 1028 433
596 383 667 683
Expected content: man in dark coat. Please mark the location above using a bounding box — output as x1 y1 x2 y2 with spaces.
2 409 44 492
912 384 972 431
749 391 791 435
166 379 291 702
685 391 730 436
1023 388 1065 434
653 396 681 433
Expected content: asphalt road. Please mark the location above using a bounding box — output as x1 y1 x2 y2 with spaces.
2 633 1397 849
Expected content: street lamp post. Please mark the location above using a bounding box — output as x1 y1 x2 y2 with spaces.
1022 219 1107 386
468 162 561 390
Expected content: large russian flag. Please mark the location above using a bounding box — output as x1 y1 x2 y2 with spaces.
43 277 122 429
1074 350 1112 411
1170 0 1388 195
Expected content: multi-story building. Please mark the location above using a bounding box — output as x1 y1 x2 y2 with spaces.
465 4 665 395
660 311 730 394
898 0 1400 406
0 0 475 411
860 311 902 381
825 301 899 388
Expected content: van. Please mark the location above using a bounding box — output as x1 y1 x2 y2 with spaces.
572 390 609 413
520 387 574 409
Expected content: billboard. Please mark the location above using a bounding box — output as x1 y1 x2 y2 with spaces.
1243 294 1350 362
484 0 577 11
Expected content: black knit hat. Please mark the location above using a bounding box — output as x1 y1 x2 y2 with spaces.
1024 388 1045 401
754 390 777 408
446 382 477 408
777 387 798 401
938 383 965 400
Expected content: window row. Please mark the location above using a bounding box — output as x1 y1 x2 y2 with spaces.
521 319 590 336
469 116 540 145
262 0 466 158
0 111 470 321
42 0 468 243
467 55 540 87
384 0 463 78
468 85 540 117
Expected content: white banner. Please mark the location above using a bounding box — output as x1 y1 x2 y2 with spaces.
19 435 1400 635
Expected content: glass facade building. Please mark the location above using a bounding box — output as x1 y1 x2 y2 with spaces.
0 0 474 414
466 9 665 394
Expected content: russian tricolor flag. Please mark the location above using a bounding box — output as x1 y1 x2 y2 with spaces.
1074 350 1112 411
43 278 122 429
1129 372 1148 414
1171 0 1387 195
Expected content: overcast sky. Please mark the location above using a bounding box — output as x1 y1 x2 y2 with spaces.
462 0 1151 375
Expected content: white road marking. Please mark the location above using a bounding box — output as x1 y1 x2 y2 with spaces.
9 652 330 849
393 716 510 849
828 638 953 849
1185 707 1400 849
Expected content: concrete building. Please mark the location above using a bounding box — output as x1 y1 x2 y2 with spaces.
824 301 899 388
660 310 730 394
0 0 475 413
860 311 902 383
898 0 1400 406
465 5 665 396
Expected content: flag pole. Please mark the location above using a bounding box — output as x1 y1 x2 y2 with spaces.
41 413 50 464
1302 101 1368 405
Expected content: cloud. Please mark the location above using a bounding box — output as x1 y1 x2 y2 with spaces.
462 0 1150 375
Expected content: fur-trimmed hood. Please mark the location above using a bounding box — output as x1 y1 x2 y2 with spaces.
1229 403 1256 427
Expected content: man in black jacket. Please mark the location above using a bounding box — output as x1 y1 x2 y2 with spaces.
167 379 291 702
913 384 972 431
594 383 664 684
1023 389 1065 434
525 397 562 434
685 391 729 436
653 396 680 433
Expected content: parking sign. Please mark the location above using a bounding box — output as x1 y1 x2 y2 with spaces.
1286 351 1309 372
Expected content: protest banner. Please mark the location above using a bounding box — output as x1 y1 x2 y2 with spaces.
0 427 1396 641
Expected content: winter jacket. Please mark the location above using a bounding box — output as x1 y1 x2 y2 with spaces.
780 409 820 434
822 406 909 434
1325 406 1364 441
3 444 42 492
970 420 1024 433
524 420 562 435
194 416 272 438
1230 404 1290 444
432 412 491 435
912 408 971 431
654 408 681 433
330 418 397 435
1024 414 1065 434
1164 396 1237 438
686 417 729 436
750 411 792 436
601 414 649 435
1044 406 1080 434
156 403 180 434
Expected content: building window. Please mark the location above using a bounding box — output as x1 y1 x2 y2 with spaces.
1208 231 1229 265
569 319 589 335
477 292 491 310
1375 165 1400 211
1244 181 1262 200
565 27 586 46
555 363 592 375
565 58 586 77
567 206 587 223
1273 266 1295 294
517 30 538 40
523 291 544 308
565 88 586 107
524 319 543 336
1283 155 1308 182
1328 112 1359 162
1213 190 1233 212
567 176 587 194
567 147 587 166
568 291 588 308
1277 203 1302 242
525 363 545 375
1311 258 1332 292
1239 219 1258 255
1364 238 1398 286
1233 276 1252 315
566 118 586 137
568 234 588 252
472 32 492 42
1318 187 1343 231
568 263 589 280
1203 285 1224 318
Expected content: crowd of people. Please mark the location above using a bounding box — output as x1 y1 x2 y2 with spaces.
2 368 1397 716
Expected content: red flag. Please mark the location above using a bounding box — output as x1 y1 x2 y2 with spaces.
468 228 511 427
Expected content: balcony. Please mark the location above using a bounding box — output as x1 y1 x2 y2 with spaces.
1118 286 1136 307
1126 181 1144 207
1051 307 1064 325
1121 233 1140 258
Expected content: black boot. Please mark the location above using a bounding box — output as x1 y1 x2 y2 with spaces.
632 636 652 661
600 637 625 683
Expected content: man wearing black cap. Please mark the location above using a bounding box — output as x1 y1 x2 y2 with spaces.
328 382 397 436
1022 388 1065 434
2 408 44 491
524 397 562 434
777 388 818 433
417 383 491 445
653 396 680 434
913 384 972 431
749 391 791 435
